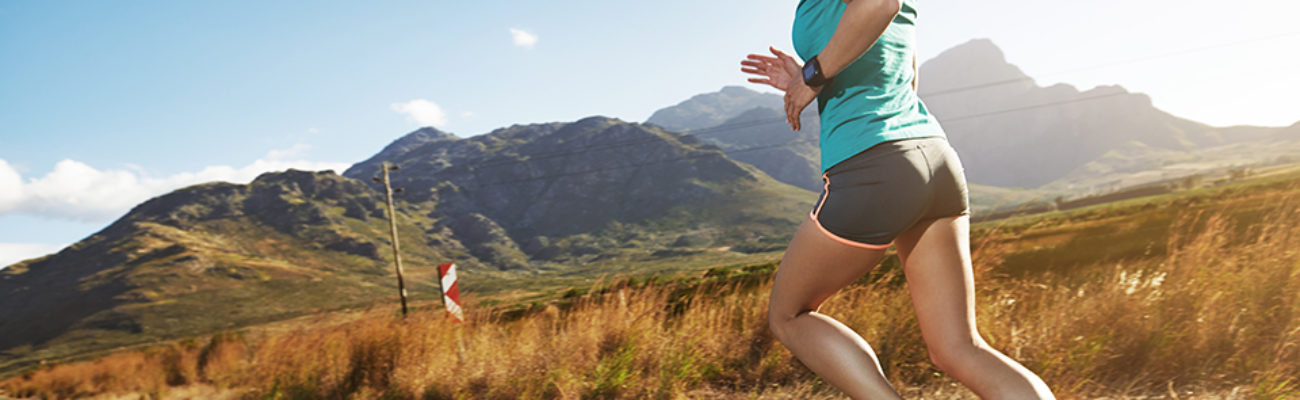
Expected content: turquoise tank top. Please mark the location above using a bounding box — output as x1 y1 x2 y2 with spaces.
792 0 945 173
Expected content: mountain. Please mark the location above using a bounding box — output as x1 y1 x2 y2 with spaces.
1 118 813 374
0 170 473 372
644 86 1060 211
654 40 1297 194
342 116 810 269
919 39 1289 188
701 107 822 191
644 85 1069 210
351 126 460 173
647 87 823 192
645 86 785 132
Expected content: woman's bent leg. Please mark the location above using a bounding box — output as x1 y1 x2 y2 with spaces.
894 215 1055 399
768 215 902 400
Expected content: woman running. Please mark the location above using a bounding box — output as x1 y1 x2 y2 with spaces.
740 0 1056 398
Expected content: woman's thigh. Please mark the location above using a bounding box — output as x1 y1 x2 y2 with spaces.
769 215 888 319
893 215 981 348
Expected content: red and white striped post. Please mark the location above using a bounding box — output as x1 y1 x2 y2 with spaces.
437 263 464 322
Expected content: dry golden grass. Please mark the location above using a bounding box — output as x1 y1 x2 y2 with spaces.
4 199 1299 399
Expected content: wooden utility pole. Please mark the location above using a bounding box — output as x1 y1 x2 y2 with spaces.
374 162 409 317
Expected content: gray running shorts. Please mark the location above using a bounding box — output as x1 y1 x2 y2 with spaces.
810 136 971 249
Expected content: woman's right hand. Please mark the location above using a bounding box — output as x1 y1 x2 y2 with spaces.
741 46 803 92
742 47 820 131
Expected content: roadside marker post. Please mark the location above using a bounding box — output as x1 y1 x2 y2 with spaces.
437 263 464 322
438 262 467 363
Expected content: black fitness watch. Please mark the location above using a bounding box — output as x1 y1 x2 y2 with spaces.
802 54 832 87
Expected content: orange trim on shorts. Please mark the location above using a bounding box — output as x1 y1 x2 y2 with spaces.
810 172 892 250
812 172 830 217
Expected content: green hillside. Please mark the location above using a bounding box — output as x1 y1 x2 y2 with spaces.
0 170 472 374
0 117 814 377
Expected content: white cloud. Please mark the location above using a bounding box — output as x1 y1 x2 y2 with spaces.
509 28 538 48
0 242 66 269
0 159 23 211
0 145 349 223
390 99 448 127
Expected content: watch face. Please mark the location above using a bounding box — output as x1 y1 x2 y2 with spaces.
803 61 817 82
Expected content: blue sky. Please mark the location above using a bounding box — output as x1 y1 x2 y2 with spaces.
2 0 1298 266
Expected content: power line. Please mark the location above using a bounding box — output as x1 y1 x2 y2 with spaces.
441 90 1157 188
460 29 1290 171
467 116 791 172
918 30 1300 98
399 115 807 183
939 91 1132 123
416 90 1143 187
386 31 1296 183
460 137 819 189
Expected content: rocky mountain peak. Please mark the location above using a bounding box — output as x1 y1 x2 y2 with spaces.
344 127 459 177
919 38 1036 97
719 85 757 96
251 169 348 189
918 40 1273 188
572 115 620 126
938 39 1009 66
342 116 790 270
646 86 784 132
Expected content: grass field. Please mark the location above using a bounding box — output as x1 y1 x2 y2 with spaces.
3 168 1299 399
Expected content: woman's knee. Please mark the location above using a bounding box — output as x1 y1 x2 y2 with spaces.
767 304 810 341
926 337 988 373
